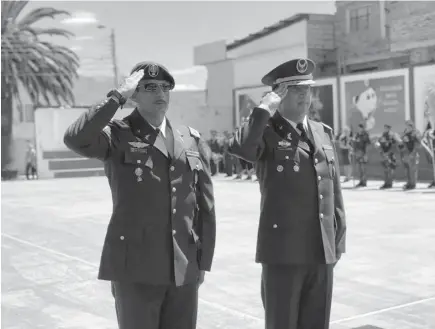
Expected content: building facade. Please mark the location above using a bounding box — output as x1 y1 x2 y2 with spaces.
194 0 435 181
195 0 435 132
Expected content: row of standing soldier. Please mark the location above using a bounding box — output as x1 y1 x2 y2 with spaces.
207 128 256 180
337 120 435 190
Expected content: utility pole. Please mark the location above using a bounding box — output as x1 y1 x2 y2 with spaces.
333 22 344 132
110 28 119 88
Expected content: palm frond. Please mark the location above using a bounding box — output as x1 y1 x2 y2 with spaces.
1 1 28 31
22 27 75 39
17 7 70 27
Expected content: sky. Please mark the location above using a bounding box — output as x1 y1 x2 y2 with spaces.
24 0 336 89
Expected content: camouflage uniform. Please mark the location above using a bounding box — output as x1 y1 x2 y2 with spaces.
399 121 421 190
377 126 400 189
351 125 371 187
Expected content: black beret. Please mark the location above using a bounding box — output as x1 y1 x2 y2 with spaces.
130 61 175 89
261 58 316 87
358 123 364 128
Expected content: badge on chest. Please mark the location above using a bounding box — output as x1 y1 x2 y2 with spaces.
128 141 149 154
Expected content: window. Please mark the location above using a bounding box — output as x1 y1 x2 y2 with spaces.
349 6 371 32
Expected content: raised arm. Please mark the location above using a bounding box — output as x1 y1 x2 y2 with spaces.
228 86 287 162
64 69 145 161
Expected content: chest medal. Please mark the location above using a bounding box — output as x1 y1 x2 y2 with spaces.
135 167 143 182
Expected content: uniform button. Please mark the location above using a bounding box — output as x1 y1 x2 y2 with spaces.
196 164 199 169
315 158 318 164
170 166 175 171
320 213 324 219
120 235 125 240
320 194 323 200
318 176 321 181
172 209 176 214
273 224 278 228
137 129 140 133
172 187 176 192
285 156 289 160
172 230 176 235
137 160 141 164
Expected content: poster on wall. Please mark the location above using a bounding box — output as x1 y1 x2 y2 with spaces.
413 64 435 132
309 78 337 130
340 69 410 137
235 79 337 129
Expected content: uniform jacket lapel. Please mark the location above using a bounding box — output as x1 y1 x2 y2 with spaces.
272 112 311 153
307 119 324 155
126 109 169 158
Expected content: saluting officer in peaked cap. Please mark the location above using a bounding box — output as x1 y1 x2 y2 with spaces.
63 59 216 329
228 57 346 329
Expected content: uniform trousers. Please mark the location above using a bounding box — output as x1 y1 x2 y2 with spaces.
111 281 198 329
261 264 333 329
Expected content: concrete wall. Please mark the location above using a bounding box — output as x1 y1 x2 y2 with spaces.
388 1 435 53
228 20 308 89
334 1 435 69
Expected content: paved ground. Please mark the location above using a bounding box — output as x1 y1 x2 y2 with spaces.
1 175 435 329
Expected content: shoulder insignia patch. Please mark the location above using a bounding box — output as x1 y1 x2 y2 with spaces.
188 126 200 138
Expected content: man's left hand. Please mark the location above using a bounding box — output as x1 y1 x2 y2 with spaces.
198 270 205 286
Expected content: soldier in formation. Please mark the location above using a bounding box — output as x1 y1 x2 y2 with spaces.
399 120 421 190
422 121 435 188
337 126 352 182
64 62 216 329
229 58 346 329
375 124 401 189
351 123 371 187
207 130 223 176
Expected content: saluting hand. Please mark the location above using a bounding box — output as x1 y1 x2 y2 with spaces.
258 84 288 115
117 69 145 100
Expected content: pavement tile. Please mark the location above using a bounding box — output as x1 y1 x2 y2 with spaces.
1 176 434 329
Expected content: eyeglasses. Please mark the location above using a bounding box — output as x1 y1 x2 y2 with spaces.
138 83 172 92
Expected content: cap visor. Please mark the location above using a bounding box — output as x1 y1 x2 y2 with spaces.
280 80 315 87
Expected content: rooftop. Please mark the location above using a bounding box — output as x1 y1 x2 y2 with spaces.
226 13 310 51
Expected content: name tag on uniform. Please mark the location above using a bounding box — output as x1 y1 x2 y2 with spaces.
186 150 200 157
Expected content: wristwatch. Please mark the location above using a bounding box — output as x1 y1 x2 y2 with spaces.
107 89 127 106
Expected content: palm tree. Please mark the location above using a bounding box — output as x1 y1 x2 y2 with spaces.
1 0 79 171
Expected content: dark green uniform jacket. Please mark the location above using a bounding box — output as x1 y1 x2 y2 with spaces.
64 97 216 286
229 108 346 265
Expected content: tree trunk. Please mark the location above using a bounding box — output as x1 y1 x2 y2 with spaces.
1 74 13 170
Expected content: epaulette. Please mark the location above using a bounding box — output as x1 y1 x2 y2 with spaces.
188 126 201 139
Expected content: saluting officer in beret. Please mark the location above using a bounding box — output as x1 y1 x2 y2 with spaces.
64 62 216 329
229 58 346 329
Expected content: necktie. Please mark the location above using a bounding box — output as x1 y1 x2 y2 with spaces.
155 127 173 157
296 122 314 153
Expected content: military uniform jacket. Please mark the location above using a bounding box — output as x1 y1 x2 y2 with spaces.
401 130 421 153
229 108 346 265
379 132 398 154
353 131 370 152
64 97 216 286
